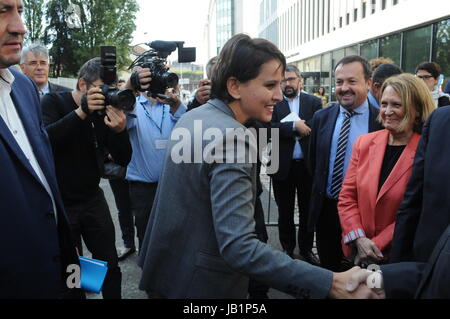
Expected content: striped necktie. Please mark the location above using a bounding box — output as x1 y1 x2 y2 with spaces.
330 110 355 200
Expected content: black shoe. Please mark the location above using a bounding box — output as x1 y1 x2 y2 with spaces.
300 251 321 266
283 250 295 259
118 247 136 261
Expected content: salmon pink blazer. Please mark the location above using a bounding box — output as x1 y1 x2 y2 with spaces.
338 130 421 258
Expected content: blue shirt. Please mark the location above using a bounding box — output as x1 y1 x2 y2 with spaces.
326 100 370 198
368 91 379 109
126 95 187 183
286 94 304 159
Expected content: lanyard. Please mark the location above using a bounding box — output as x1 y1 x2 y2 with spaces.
141 101 166 134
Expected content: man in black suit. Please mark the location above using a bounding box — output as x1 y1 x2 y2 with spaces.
270 65 322 264
308 56 383 272
20 42 71 97
348 107 450 299
381 105 450 298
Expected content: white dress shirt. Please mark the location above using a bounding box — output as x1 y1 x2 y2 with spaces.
286 93 304 159
0 69 57 220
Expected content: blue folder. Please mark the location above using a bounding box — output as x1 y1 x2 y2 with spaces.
79 257 108 294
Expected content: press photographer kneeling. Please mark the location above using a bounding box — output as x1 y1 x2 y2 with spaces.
41 51 134 299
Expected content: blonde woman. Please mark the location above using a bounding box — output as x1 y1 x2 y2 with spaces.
338 74 436 266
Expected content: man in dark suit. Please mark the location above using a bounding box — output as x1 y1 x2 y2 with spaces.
308 55 383 272
0 0 80 299
270 65 322 264
348 225 450 299
20 42 71 97
381 105 450 298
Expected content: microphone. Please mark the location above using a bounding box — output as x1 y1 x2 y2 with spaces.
149 41 178 53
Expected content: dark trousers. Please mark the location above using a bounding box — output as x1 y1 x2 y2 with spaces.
272 159 314 255
129 181 158 250
248 197 269 298
65 188 121 299
109 179 136 250
316 198 345 272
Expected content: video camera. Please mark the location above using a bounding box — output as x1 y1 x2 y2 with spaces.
99 46 136 112
129 41 196 99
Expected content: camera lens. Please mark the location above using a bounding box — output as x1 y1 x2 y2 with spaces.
107 89 136 112
163 72 179 89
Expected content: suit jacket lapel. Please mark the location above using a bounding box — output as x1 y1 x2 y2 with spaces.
368 102 381 132
377 133 421 203
0 99 42 184
9 90 55 191
299 94 307 120
321 104 340 167
368 130 389 208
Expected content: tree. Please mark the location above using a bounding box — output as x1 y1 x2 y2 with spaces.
45 0 139 77
44 0 78 77
23 0 45 45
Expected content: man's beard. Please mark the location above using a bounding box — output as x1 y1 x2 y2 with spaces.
283 86 298 99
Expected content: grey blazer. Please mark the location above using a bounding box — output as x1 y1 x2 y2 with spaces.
138 99 333 299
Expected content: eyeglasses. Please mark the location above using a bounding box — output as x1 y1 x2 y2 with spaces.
416 74 434 80
25 61 49 67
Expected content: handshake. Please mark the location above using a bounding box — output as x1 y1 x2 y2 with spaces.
331 266 386 299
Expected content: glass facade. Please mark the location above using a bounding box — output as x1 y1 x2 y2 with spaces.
380 33 402 65
216 0 234 54
433 19 450 86
360 39 379 61
402 25 433 73
289 17 450 103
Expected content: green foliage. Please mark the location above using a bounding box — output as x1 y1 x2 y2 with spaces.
42 0 139 77
23 0 45 45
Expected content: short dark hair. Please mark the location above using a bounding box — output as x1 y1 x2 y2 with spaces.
211 34 286 103
285 65 302 78
76 57 102 90
416 62 442 80
373 63 403 85
334 55 372 81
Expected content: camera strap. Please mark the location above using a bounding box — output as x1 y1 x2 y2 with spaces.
81 94 91 116
131 71 145 92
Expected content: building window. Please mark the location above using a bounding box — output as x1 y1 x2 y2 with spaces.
346 13 350 25
345 45 359 56
362 2 367 18
382 0 387 10
361 39 379 61
402 25 433 73
354 8 358 22
393 0 398 5
433 18 450 85
371 0 376 14
380 33 401 65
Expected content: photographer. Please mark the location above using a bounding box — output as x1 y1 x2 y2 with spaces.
41 57 133 299
187 56 217 111
126 68 187 251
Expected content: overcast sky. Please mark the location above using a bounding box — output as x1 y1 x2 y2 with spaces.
133 0 211 65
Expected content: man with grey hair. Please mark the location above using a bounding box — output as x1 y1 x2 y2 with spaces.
20 42 70 97
270 64 322 265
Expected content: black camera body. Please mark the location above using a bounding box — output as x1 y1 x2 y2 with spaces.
100 46 135 112
129 41 196 99
139 56 179 99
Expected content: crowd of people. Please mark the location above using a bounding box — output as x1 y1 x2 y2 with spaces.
1 0 450 300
